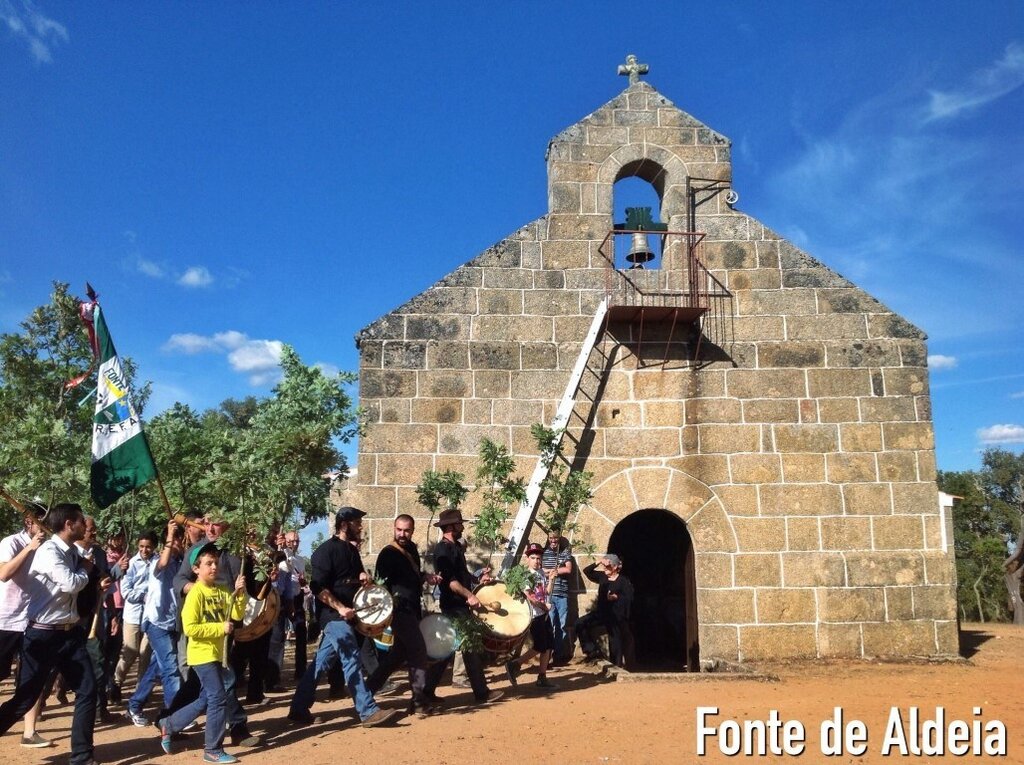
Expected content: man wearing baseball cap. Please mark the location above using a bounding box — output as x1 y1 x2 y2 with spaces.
287 507 395 727
422 509 503 705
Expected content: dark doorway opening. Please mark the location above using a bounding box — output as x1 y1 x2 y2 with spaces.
608 508 699 671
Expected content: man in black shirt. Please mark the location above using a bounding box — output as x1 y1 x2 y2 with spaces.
365 514 439 716
576 554 634 667
287 507 395 727
423 509 503 705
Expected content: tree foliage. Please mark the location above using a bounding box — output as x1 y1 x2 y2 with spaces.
0 282 146 535
940 448 1024 623
0 286 357 551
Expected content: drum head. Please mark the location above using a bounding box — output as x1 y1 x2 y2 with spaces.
353 584 394 637
235 588 280 643
473 582 531 638
419 613 458 661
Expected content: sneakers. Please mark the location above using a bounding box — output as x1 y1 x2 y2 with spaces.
361 708 398 727
505 660 520 687
183 720 199 732
450 679 471 689
286 710 321 726
127 709 149 727
160 720 174 755
536 676 555 688
202 753 240 764
474 690 504 705
20 732 53 748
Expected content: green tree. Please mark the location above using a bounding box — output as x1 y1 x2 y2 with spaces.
0 282 148 536
471 438 526 553
940 448 1024 623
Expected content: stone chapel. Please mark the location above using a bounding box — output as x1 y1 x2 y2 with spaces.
347 57 959 669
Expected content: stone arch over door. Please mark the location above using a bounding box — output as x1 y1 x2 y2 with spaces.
577 466 740 667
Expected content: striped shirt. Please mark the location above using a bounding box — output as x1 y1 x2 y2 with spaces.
542 546 572 599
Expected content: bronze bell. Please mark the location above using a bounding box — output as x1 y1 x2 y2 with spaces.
626 232 654 267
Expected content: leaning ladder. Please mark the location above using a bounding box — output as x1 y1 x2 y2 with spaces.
500 297 610 571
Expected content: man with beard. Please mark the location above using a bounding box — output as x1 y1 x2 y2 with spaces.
287 507 395 727
365 514 440 716
423 509 503 705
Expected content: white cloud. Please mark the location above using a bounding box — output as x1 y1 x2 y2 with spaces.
163 333 221 354
1011 391 1024 400
163 330 283 385
928 354 958 370
136 257 165 278
926 42 1024 121
178 266 214 288
0 0 68 63
314 362 341 378
978 424 1024 444
227 339 284 375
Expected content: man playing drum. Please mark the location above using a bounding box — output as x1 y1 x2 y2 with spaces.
287 507 395 727
422 509 503 705
366 514 440 716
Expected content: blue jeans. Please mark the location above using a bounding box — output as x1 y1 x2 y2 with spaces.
167 661 228 755
290 619 378 720
548 595 569 661
128 623 180 714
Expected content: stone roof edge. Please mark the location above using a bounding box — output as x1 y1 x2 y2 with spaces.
546 82 728 156
354 215 548 347
754 216 928 341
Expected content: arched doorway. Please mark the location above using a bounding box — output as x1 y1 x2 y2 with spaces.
608 508 699 671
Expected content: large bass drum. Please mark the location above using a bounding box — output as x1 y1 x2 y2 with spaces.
353 584 394 639
234 588 280 643
472 582 531 663
419 613 458 663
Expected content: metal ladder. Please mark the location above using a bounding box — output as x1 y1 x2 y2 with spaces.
500 297 610 571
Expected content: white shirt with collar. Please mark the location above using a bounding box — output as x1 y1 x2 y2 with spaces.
0 530 34 631
27 534 90 626
120 552 154 625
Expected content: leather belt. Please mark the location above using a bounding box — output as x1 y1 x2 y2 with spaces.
28 621 77 631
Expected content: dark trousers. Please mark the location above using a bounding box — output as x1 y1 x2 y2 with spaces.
0 626 96 764
230 631 270 703
576 611 626 666
423 608 489 701
366 609 428 705
0 630 21 683
86 636 109 713
292 595 307 678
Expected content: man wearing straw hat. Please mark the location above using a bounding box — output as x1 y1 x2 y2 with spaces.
422 508 503 705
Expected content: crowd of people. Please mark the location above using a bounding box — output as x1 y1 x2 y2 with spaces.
0 501 634 764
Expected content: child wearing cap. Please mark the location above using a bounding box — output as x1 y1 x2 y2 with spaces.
159 542 246 764
505 542 555 689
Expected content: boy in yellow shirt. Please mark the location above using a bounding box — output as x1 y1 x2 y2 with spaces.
159 542 246 764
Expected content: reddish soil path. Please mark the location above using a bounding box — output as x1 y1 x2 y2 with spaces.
6 623 1022 764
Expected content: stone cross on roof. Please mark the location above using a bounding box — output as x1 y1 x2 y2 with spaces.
617 53 649 85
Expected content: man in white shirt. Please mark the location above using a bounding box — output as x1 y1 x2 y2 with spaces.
0 502 109 765
0 502 50 747
112 531 156 698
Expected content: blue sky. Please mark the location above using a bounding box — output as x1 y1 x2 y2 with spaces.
3 1 1023 491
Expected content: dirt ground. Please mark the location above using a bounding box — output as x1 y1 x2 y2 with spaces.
5 622 1022 764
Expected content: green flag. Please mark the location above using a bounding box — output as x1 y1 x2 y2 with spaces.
89 302 157 507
